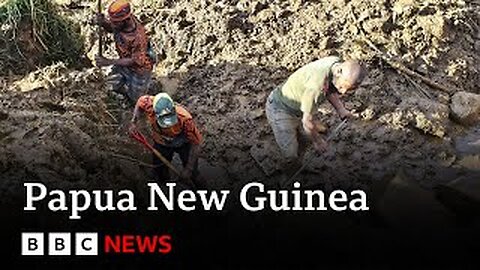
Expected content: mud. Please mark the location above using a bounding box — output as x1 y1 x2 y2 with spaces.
0 64 152 204
1 0 480 204
455 124 480 155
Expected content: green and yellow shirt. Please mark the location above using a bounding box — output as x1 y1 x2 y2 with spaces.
274 56 340 115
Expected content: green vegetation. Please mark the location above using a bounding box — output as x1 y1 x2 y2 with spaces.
0 0 84 74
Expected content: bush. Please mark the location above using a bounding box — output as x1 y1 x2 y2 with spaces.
0 0 84 75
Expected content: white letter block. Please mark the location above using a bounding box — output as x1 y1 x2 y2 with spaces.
49 233 71 255
22 233 44 255
75 232 98 255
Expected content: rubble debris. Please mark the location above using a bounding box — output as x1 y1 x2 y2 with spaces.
378 97 449 138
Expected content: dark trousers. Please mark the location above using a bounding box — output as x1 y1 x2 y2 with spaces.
153 143 199 183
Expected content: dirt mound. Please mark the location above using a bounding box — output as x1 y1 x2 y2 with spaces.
1 0 479 203
0 64 153 204
138 0 478 92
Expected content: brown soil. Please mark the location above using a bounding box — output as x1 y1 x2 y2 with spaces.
1 0 479 203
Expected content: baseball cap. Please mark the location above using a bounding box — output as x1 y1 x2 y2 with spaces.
153 93 178 128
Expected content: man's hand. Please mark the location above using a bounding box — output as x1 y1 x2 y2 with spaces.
302 113 316 135
180 168 192 180
313 137 328 153
339 109 352 120
93 13 106 26
338 108 357 120
314 121 327 133
95 55 112 67
327 92 359 120
302 114 327 134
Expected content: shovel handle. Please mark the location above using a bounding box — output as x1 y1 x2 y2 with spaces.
97 0 103 56
130 130 181 177
151 147 181 177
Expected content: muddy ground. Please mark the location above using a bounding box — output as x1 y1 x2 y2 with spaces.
1 0 479 206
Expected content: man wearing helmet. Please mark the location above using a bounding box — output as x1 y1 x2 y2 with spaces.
265 56 366 178
130 93 204 187
94 0 156 103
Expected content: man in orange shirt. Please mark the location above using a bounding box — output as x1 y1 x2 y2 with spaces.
95 0 156 103
130 93 204 187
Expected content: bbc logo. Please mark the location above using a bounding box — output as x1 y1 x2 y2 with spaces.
22 232 98 256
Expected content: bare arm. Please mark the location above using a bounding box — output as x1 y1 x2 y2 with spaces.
96 56 135 67
302 112 327 152
302 112 316 136
300 87 329 152
130 101 141 123
112 57 135 67
300 90 323 136
327 92 350 119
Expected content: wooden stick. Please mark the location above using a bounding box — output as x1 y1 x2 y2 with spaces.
402 73 433 99
349 7 455 94
105 109 118 123
152 147 198 187
150 147 181 176
130 130 196 186
97 0 103 56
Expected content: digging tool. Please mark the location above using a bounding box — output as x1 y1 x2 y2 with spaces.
129 129 181 177
284 119 348 186
130 129 198 188
97 0 103 56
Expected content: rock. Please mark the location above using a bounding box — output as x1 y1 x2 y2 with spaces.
157 77 180 96
450 91 480 126
475 40 480 52
393 0 416 15
435 151 456 167
0 111 9 121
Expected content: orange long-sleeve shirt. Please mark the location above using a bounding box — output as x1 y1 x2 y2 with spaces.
111 16 154 75
136 95 203 146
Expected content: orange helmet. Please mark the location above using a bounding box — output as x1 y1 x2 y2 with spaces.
108 0 132 22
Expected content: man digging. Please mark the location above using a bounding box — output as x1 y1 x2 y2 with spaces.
94 0 156 104
265 56 366 183
129 93 205 189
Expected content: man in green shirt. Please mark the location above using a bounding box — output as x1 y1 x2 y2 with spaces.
265 56 366 176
